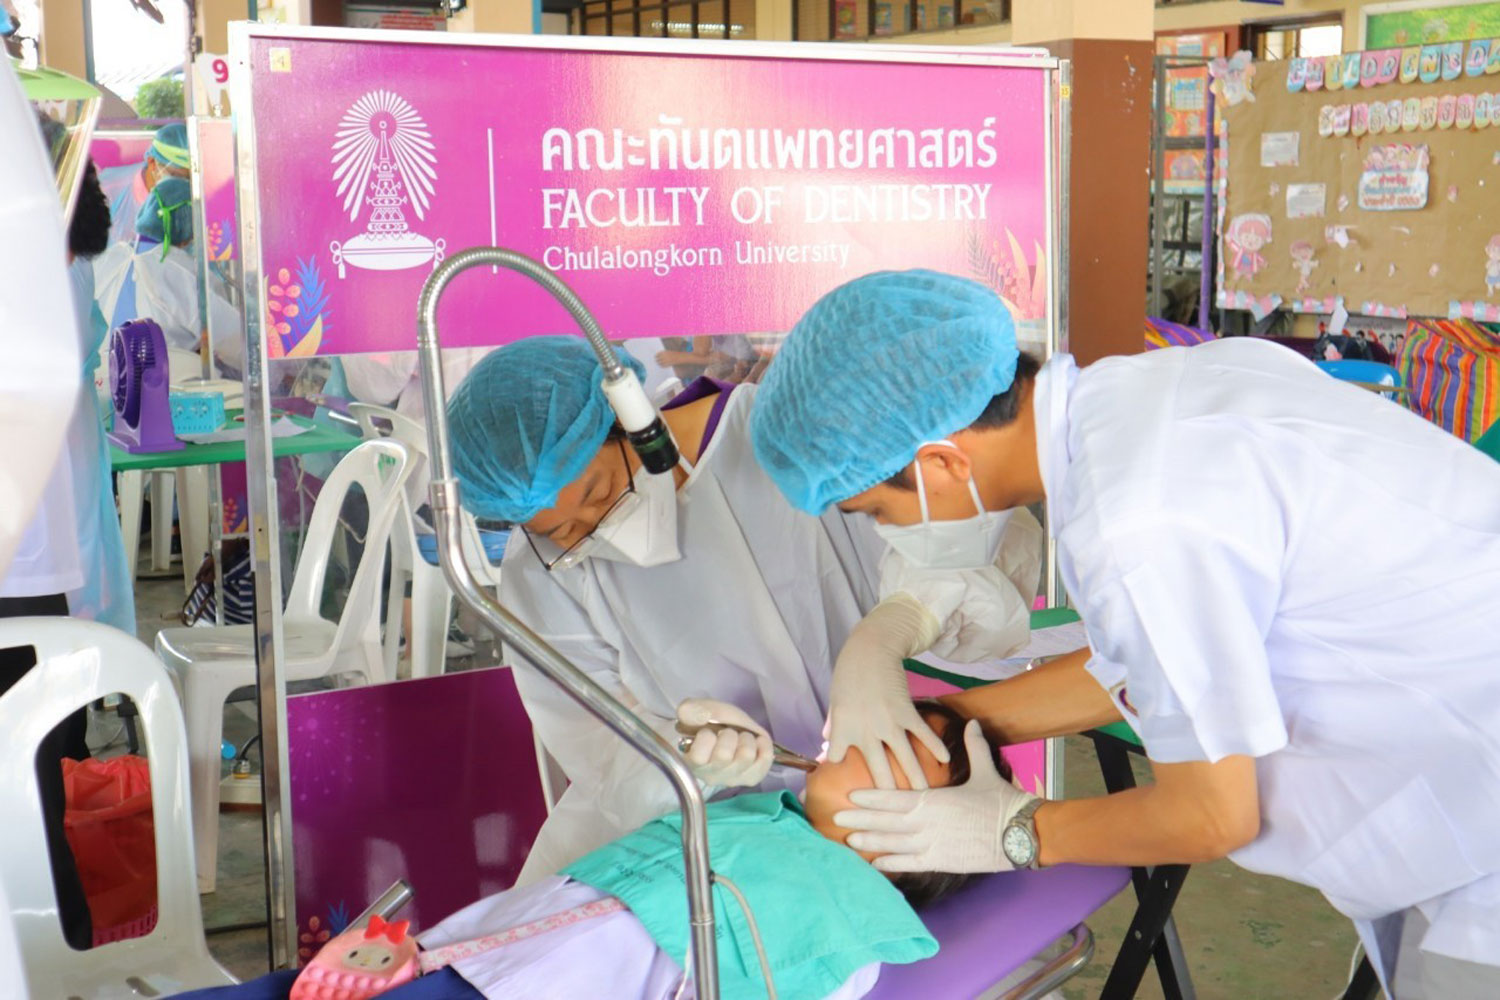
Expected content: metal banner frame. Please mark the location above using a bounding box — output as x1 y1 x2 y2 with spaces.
230 21 1071 971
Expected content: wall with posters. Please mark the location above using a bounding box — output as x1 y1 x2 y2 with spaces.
1217 43 1500 321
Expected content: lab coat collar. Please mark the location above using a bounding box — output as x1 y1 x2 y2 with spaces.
1031 353 1079 535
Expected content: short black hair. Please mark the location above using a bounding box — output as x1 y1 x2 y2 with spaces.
69 161 111 260
883 351 1042 491
888 700 1013 910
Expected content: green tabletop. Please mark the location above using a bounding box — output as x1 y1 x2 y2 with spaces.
109 412 358 472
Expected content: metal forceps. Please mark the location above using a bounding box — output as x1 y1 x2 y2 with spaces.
675 719 820 772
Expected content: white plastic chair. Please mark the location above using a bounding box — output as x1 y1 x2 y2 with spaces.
0 618 235 998
155 438 411 893
348 402 504 681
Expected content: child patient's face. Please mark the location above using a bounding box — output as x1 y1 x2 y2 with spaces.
801 712 953 863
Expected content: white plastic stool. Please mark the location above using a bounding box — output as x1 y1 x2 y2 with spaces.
0 618 235 998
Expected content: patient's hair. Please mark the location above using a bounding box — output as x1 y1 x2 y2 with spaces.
889 700 1013 910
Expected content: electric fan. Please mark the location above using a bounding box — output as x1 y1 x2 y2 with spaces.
107 319 183 453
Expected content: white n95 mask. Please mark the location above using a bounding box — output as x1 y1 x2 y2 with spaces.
873 441 1013 571
589 464 683 567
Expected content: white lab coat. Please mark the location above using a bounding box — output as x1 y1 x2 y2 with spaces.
1035 339 1500 990
0 61 83 578
501 385 1039 882
92 239 243 367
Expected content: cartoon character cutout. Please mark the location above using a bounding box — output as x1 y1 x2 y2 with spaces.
1211 51 1256 106
1487 235 1500 298
1290 242 1320 294
290 915 420 1000
1226 214 1272 280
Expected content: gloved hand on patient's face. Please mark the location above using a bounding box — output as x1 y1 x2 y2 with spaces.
675 698 775 788
833 719 1040 874
827 593 950 791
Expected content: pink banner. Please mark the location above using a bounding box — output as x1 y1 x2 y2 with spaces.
195 118 238 266
244 34 1052 356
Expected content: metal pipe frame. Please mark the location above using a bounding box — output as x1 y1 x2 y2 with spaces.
990 923 1094 1000
415 247 720 1000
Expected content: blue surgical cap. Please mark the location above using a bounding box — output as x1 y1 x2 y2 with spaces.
135 177 193 246
750 270 1019 515
145 123 190 170
447 336 647 523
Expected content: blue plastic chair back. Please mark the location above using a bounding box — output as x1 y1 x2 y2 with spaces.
1314 359 1402 392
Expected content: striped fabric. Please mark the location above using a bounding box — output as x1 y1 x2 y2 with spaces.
1398 319 1500 443
1144 317 1217 351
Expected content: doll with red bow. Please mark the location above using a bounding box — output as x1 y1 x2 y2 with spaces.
290 915 420 1000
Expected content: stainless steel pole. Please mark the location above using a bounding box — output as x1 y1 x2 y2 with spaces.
414 248 719 1000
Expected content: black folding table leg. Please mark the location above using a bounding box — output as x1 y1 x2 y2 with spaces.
1100 862 1190 999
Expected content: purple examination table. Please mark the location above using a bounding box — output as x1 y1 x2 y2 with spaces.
867 863 1131 1000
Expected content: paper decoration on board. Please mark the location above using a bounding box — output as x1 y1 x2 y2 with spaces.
1377 49 1399 85
1420 96 1439 130
1291 295 1339 313
1487 235 1500 297
1337 193 1350 211
1261 131 1300 167
1449 184 1460 202
1386 98 1403 131
1334 104 1352 135
1468 40 1491 78
1221 289 1283 320
1326 224 1354 248
1430 263 1441 277
1269 182 1281 197
1352 103 1369 136
1225 213 1272 279
1420 45 1442 83
1287 183 1327 219
1360 51 1379 87
1288 59 1307 92
1479 94 1495 128
1458 94 1476 129
1358 144 1429 211
1342 53 1362 90
1392 97 1416 131
1451 300 1500 322
1369 101 1388 134
1443 42 1464 81
1328 299 1350 336
1438 95 1457 129
1400 47 1420 84
1209 52 1256 105
1306 57 1325 92
1290 241 1319 293
1491 42 1500 74
1326 54 1344 92
1360 301 1407 319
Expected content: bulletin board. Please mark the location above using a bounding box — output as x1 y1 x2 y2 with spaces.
1217 42 1500 322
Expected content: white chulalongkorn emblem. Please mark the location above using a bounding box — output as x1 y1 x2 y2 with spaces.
329 90 445 278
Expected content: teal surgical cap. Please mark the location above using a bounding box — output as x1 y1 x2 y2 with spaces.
447 336 647 523
135 176 193 247
146 122 190 170
750 269 1019 515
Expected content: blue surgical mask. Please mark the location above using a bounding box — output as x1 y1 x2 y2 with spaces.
872 440 1013 570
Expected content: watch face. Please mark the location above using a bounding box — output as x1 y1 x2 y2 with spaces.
1003 824 1036 866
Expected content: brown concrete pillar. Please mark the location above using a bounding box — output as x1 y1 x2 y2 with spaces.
1014 0 1153 365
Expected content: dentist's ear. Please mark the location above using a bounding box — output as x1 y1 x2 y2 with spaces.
913 441 974 493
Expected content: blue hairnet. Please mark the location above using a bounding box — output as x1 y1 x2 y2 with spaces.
447 336 647 523
750 270 1019 514
136 177 193 246
146 123 190 169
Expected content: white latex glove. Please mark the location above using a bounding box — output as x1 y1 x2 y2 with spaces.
674 698 774 788
827 593 949 790
834 720 1041 873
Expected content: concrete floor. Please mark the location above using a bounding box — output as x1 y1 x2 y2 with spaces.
127 568 1365 998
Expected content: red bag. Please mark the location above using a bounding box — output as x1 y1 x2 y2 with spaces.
62 756 159 945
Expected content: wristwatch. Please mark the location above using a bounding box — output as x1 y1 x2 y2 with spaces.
1001 798 1045 870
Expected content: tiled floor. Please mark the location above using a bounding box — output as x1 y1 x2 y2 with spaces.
128 570 1361 998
